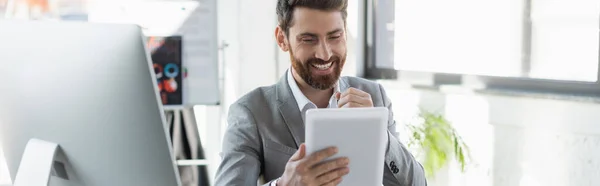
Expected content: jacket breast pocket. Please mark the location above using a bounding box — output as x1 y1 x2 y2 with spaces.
264 139 297 156
263 139 297 179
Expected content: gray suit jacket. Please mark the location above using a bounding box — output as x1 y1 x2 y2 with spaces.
215 73 427 186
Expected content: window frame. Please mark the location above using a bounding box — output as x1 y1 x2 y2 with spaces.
361 0 600 97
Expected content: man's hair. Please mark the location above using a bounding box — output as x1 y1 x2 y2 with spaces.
276 0 348 36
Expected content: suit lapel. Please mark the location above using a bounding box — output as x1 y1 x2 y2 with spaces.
278 103 304 148
276 72 304 148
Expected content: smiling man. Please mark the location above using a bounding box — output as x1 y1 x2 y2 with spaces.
214 0 426 185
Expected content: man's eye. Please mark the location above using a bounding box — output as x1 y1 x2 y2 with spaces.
329 36 341 40
302 38 316 43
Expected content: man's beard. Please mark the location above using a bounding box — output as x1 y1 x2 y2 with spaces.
289 50 346 90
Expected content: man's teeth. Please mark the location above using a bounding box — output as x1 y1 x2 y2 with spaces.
312 62 333 70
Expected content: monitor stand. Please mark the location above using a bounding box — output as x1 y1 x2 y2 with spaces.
13 139 82 186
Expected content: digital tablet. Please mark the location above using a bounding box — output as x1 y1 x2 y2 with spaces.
305 107 388 186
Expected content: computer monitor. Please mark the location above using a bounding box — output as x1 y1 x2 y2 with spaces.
0 20 181 186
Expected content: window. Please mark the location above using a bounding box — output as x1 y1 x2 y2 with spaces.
366 0 600 95
385 0 524 77
529 0 599 82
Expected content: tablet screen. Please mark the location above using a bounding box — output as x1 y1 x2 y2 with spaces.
305 107 388 186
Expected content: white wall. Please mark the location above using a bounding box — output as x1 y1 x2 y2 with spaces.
379 81 600 186
234 0 279 95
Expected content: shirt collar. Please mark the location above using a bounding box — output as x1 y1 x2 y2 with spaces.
287 68 340 112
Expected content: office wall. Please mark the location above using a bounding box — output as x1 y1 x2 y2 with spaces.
379 81 600 186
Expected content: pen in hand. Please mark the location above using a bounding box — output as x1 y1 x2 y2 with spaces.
335 92 342 108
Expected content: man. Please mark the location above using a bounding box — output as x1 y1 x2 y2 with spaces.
215 0 427 185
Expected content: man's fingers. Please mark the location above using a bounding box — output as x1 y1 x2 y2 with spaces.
337 88 374 108
302 146 338 167
340 101 364 108
311 157 349 177
290 143 306 161
321 177 343 186
337 94 369 108
340 88 370 99
315 167 349 185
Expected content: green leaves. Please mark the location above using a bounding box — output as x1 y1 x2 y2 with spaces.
405 109 471 179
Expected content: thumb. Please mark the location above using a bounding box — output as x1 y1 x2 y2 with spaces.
290 143 306 161
335 92 341 100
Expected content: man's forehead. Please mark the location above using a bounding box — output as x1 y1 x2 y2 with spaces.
288 7 345 36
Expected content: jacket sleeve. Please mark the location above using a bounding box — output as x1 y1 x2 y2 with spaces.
379 84 428 186
214 103 269 186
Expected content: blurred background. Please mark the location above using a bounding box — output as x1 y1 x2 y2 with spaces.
1 0 599 186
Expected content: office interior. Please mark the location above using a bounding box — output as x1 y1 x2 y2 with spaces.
1 0 599 186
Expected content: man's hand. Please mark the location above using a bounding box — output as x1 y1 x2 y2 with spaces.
336 88 374 108
278 144 350 186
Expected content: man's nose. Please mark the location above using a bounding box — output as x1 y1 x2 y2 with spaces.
315 42 333 61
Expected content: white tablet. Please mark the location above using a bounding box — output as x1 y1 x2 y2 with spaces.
305 107 388 186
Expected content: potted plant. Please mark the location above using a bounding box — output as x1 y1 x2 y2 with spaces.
404 109 471 179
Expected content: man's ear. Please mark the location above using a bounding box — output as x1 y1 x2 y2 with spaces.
275 26 289 52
